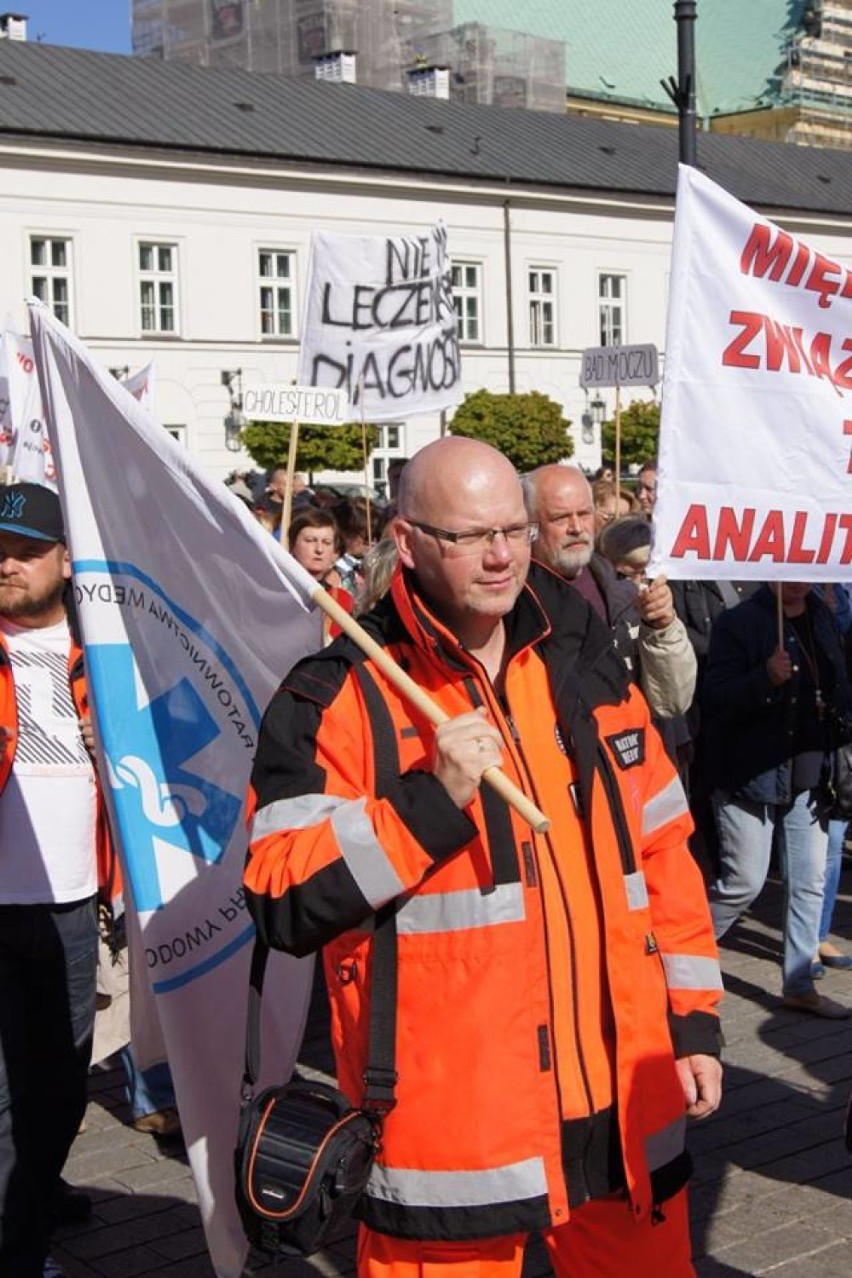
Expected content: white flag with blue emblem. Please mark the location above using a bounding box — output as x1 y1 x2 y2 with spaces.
28 300 323 1278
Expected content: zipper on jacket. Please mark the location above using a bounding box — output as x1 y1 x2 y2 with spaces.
537 1024 552 1072
461 669 574 1173
479 675 597 1200
594 743 637 876
521 841 537 888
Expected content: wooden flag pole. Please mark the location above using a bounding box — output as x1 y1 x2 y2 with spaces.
281 420 300 539
614 382 623 496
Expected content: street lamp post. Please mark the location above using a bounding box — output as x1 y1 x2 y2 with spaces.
662 0 698 166
221 368 246 453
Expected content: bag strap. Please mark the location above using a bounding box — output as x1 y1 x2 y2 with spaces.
242 658 400 1116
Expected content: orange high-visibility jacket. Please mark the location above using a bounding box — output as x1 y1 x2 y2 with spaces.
245 563 722 1242
0 628 118 905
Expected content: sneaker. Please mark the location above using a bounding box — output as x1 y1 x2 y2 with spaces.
51 1178 93 1225
782 991 851 1019
43 1259 67 1277
131 1106 182 1138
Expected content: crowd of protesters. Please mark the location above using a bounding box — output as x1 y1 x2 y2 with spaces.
3 445 851 1275
226 455 852 1017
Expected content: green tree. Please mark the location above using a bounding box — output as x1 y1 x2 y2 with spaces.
449 389 573 471
239 419 379 477
601 399 660 472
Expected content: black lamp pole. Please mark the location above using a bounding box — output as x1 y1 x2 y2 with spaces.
662 0 698 166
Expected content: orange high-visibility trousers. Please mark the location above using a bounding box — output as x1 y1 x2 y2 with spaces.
358 1190 693 1278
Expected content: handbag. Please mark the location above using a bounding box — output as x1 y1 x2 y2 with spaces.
234 912 398 1258
819 738 852 822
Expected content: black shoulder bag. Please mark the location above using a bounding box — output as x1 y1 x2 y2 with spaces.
235 661 400 1258
234 916 397 1257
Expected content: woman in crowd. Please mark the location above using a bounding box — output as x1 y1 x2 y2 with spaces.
288 507 353 642
591 478 638 537
702 581 852 1018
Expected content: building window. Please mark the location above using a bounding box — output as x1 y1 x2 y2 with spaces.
529 268 556 347
258 250 295 337
599 273 626 346
371 423 406 496
451 262 482 343
30 237 72 326
139 242 178 334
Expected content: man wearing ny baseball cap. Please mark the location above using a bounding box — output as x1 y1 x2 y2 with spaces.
0 482 114 1276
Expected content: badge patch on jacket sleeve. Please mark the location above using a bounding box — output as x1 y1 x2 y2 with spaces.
605 728 645 769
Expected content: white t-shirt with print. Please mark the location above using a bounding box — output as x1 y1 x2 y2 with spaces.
0 616 97 904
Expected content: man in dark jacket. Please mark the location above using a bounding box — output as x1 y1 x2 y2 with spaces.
703 582 852 1018
523 465 696 723
245 438 722 1278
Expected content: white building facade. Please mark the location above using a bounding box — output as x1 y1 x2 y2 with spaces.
2 145 678 483
4 42 852 488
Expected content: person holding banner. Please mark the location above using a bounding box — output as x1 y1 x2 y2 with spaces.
703 582 852 1018
0 483 112 1276
245 437 722 1278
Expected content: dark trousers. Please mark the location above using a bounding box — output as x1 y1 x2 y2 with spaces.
0 896 98 1276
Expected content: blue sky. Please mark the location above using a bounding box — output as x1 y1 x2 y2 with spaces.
20 1 132 54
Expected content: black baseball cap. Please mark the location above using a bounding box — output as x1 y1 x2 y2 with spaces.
0 483 65 543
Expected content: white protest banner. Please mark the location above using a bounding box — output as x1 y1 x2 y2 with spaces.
2 326 56 487
29 300 323 1278
297 220 462 421
652 164 852 581
123 360 156 415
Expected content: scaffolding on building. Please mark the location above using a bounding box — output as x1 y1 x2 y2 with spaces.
401 23 565 112
131 2 565 111
132 1 453 90
781 0 852 146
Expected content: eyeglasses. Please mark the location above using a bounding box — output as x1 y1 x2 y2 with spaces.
405 519 539 554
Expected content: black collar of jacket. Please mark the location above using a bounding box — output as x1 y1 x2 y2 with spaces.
526 560 630 710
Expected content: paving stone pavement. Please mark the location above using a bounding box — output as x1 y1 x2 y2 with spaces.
53 869 852 1278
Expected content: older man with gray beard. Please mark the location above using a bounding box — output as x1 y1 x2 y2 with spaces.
522 464 695 722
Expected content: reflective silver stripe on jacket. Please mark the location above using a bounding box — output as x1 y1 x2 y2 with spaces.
661 953 724 991
624 870 649 912
330 797 405 908
396 882 525 935
251 793 404 909
366 1156 547 1208
250 793 346 841
641 775 689 837
645 1114 686 1172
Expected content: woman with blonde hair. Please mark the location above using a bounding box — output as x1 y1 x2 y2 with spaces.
591 478 638 536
